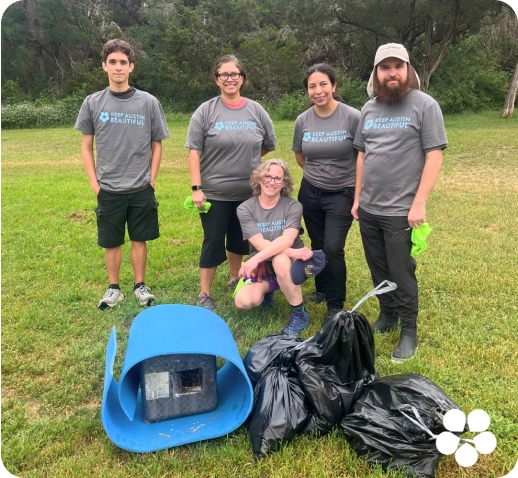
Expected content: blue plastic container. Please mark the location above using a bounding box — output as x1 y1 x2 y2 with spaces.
102 304 253 453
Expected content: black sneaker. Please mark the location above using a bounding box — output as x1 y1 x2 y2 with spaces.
305 291 326 304
391 328 418 363
197 292 215 312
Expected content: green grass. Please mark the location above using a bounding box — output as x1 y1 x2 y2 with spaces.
2 111 518 477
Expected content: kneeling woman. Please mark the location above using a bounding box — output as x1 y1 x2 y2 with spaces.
235 159 313 336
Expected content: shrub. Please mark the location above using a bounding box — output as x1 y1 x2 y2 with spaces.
271 90 308 120
1 100 82 129
338 74 369 110
429 36 509 114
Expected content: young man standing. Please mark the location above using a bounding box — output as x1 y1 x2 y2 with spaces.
352 43 448 362
75 39 170 309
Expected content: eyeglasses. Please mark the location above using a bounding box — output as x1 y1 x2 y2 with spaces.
263 175 284 185
217 72 242 80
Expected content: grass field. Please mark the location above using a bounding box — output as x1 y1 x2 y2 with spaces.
2 111 518 478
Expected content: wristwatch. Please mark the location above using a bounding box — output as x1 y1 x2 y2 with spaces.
191 185 203 191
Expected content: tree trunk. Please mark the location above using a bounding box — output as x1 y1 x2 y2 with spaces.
501 61 518 119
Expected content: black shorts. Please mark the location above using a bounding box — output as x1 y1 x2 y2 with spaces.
95 185 159 248
199 200 250 268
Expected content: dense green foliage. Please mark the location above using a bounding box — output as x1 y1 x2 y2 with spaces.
1 0 517 123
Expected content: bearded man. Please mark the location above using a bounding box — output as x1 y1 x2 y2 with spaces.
352 43 448 362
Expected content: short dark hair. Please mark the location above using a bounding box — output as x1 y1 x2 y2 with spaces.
212 55 247 83
303 63 342 102
102 39 135 64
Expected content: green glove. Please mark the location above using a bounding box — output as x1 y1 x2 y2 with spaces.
411 222 432 256
232 277 247 298
184 196 211 213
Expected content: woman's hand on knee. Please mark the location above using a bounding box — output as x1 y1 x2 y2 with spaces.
290 247 313 261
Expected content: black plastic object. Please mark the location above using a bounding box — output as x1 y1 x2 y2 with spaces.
295 310 378 435
340 374 460 478
244 333 308 458
243 333 304 387
139 353 217 423
247 349 310 459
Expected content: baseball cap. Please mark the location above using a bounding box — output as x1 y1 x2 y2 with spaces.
367 43 420 98
290 250 327 286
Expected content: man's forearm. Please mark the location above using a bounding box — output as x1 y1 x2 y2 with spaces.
354 151 364 203
81 134 99 193
150 141 162 186
412 150 443 207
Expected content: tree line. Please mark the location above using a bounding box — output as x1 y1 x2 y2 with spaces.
1 0 517 116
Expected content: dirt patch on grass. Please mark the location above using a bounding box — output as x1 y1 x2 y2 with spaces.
81 399 101 410
66 210 94 223
167 238 187 246
440 160 518 193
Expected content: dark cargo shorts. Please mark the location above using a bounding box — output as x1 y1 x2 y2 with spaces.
95 185 159 248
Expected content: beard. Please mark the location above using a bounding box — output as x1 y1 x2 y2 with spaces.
377 76 412 105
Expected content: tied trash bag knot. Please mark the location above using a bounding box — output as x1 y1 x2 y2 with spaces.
340 374 460 478
244 282 397 457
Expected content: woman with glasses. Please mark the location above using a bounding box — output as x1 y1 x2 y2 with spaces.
186 55 276 312
235 159 313 336
292 63 360 323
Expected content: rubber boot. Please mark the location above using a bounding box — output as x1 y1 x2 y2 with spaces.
371 312 399 333
391 328 418 363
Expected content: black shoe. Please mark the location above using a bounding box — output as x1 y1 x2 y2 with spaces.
324 307 343 324
391 328 418 363
305 291 326 304
372 312 399 333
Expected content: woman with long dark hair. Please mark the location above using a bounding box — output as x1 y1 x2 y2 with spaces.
292 63 360 322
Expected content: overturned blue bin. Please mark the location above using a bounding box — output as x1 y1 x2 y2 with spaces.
102 304 253 453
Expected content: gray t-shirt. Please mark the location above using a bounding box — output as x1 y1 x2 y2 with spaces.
237 195 304 259
353 89 448 216
292 102 360 190
74 88 170 193
185 97 276 201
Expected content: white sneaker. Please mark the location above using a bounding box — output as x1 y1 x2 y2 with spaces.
134 284 155 306
98 287 124 310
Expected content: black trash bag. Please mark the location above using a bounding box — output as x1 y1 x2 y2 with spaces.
243 333 304 387
295 309 378 435
340 374 461 478
247 349 311 459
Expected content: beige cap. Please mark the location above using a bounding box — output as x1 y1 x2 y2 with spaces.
367 43 420 98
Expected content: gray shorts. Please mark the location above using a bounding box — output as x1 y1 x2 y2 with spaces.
95 185 159 248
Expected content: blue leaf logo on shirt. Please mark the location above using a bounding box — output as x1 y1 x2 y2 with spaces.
214 121 224 131
99 112 109 123
364 119 374 130
303 131 311 142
